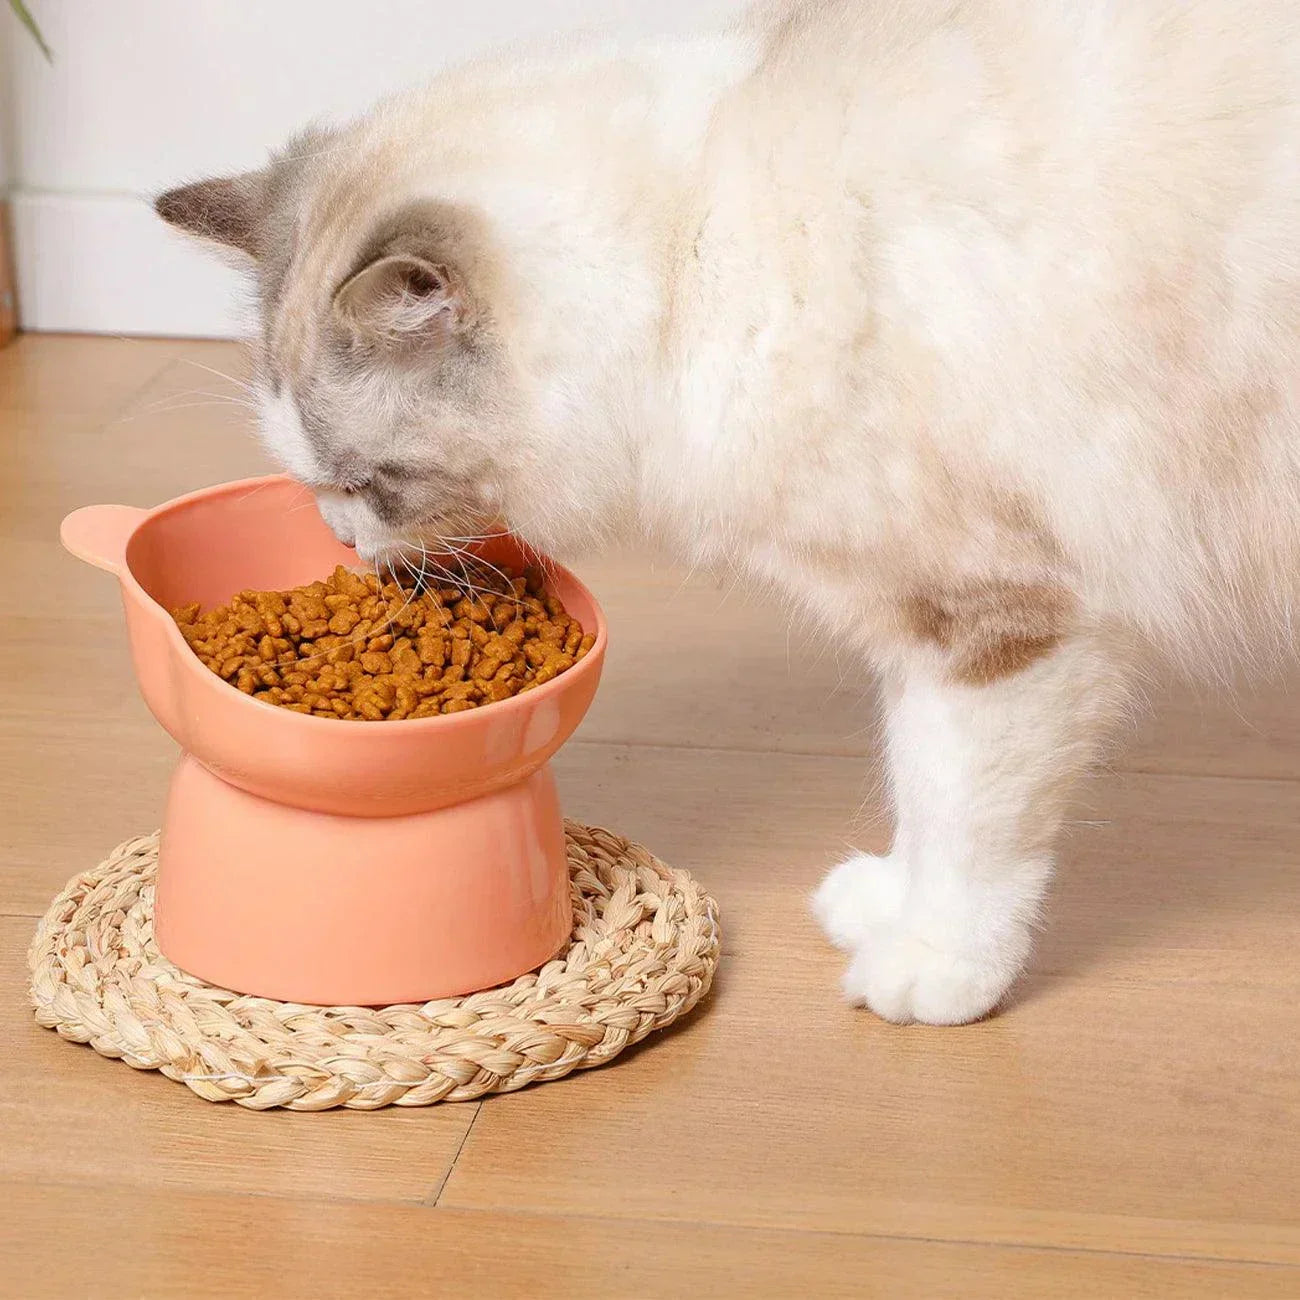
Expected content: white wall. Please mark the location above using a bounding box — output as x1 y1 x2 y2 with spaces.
3 0 746 337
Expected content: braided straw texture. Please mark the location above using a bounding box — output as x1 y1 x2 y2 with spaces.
28 823 720 1111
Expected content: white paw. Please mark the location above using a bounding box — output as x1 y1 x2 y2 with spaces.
814 853 1034 1024
810 853 908 951
841 926 1028 1025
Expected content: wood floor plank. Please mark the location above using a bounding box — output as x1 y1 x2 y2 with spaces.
5 1183 1296 1300
1 409 274 546
441 948 1300 1264
0 334 180 418
0 711 177 916
1122 678 1300 780
1 919 478 1204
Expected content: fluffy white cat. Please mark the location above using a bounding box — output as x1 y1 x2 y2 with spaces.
157 0 1300 1023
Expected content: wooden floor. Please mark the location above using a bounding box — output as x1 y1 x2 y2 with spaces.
2 334 1298 1298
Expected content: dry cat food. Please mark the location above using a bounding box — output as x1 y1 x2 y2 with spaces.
171 562 594 720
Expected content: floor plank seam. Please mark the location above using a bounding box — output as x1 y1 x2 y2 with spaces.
566 736 878 761
568 735 1300 783
426 1103 483 1207
10 1174 451 1213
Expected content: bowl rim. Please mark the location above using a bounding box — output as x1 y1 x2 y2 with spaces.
120 474 608 734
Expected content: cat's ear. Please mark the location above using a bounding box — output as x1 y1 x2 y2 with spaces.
154 172 266 259
332 254 470 347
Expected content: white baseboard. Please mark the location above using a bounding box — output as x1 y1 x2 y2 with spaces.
10 189 251 338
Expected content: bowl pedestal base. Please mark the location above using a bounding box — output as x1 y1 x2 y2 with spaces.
154 754 573 1006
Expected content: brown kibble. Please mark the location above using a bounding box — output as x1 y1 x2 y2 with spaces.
171 561 587 721
417 634 447 667
471 655 503 681
390 643 422 677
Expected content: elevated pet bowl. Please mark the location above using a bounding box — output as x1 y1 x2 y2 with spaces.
59 475 607 1006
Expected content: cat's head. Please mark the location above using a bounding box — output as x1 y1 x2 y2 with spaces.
155 120 646 564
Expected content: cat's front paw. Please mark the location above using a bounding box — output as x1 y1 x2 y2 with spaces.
814 854 1033 1024
811 852 909 951
841 927 1027 1025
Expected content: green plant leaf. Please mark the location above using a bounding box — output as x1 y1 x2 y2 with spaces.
8 0 52 62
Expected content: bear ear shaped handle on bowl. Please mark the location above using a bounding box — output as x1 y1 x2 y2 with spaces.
60 504 147 576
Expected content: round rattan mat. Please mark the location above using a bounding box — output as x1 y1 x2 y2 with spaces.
28 822 720 1111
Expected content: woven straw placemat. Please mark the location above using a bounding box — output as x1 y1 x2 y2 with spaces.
28 822 720 1111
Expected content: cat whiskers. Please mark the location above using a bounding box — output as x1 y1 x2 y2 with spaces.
138 391 258 415
430 539 529 617
284 559 426 673
105 387 258 430
177 357 260 400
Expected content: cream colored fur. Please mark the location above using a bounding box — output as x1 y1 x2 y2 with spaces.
161 0 1300 1023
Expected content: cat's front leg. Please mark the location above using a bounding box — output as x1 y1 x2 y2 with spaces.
813 629 1128 1024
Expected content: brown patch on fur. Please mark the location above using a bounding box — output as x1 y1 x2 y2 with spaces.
1132 260 1199 370
904 580 1072 685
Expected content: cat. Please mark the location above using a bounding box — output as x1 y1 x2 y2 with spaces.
155 0 1300 1025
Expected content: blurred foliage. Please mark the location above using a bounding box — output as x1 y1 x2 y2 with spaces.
9 1 52 62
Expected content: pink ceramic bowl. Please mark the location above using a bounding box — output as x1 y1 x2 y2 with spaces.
61 475 607 1005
